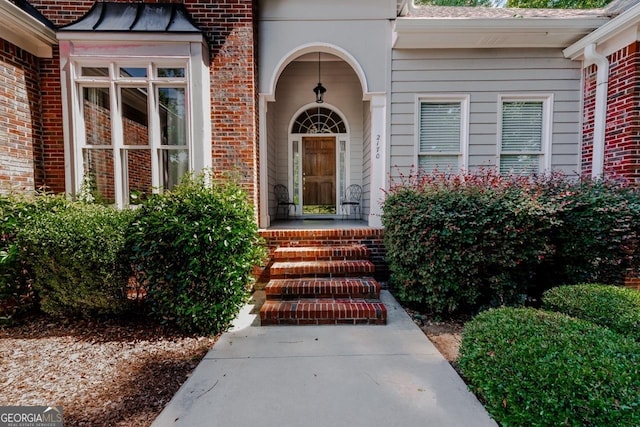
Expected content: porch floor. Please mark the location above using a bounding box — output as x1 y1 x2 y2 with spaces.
264 219 371 230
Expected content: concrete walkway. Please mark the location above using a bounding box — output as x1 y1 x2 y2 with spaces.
152 291 498 427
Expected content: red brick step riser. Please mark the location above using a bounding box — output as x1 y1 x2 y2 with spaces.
273 245 371 262
265 277 380 300
260 299 387 326
270 260 375 280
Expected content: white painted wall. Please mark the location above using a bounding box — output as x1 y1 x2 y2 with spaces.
258 20 391 96
260 0 396 21
390 48 583 179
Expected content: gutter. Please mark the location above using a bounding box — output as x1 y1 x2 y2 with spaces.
564 2 640 59
0 1 56 57
583 43 609 179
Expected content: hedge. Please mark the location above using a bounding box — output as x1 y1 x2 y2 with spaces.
382 170 640 315
0 193 69 321
126 172 266 335
459 307 640 427
17 203 135 317
543 284 640 341
382 171 553 314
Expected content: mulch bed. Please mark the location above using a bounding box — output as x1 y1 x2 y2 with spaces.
0 315 217 426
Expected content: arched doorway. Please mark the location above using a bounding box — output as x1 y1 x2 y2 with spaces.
259 44 386 228
288 105 349 216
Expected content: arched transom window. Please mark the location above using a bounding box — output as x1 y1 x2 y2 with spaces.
292 107 346 134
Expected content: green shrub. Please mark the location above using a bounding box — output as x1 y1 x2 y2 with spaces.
17 203 135 317
543 284 640 340
538 179 640 287
126 172 266 335
459 307 640 427
382 171 553 315
381 171 640 315
0 193 68 321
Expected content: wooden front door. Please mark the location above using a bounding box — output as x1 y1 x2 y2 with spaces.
302 137 336 214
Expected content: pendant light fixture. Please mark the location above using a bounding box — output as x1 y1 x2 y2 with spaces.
313 52 326 104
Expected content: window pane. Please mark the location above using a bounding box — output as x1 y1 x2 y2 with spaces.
120 67 147 78
83 87 111 146
500 154 540 175
420 102 461 153
157 67 185 78
160 149 188 190
418 155 459 173
159 88 186 146
502 102 543 152
83 149 115 203
82 67 108 77
293 141 300 205
123 149 152 204
121 88 149 146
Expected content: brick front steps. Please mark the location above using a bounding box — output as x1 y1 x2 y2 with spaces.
259 244 387 325
265 278 380 299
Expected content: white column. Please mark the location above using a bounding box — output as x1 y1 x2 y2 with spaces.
259 95 270 228
368 94 387 228
584 44 609 179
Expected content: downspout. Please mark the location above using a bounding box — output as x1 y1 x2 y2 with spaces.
584 43 609 179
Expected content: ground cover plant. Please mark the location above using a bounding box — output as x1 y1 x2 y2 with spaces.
543 283 640 340
126 172 266 335
459 307 640 426
382 170 640 315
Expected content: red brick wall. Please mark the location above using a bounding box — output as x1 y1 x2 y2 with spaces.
30 0 258 201
0 39 42 194
185 0 258 203
582 42 640 182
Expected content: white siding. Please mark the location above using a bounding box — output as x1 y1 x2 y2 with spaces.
390 48 582 178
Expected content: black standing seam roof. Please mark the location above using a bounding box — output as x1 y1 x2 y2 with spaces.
58 2 203 33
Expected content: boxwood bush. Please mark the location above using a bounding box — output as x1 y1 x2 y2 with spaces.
459 307 640 427
543 284 640 340
0 193 68 321
17 203 135 317
126 172 266 335
382 171 553 315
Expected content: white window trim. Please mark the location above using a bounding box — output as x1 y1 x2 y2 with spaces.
497 94 553 175
414 94 469 172
59 36 210 207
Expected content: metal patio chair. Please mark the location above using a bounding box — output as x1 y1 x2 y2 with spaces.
274 184 296 219
341 184 362 220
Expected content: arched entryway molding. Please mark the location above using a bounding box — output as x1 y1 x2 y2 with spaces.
263 43 370 102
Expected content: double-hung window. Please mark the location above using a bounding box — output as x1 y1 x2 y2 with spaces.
417 96 468 173
499 95 552 175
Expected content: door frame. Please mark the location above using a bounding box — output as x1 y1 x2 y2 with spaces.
287 104 350 218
